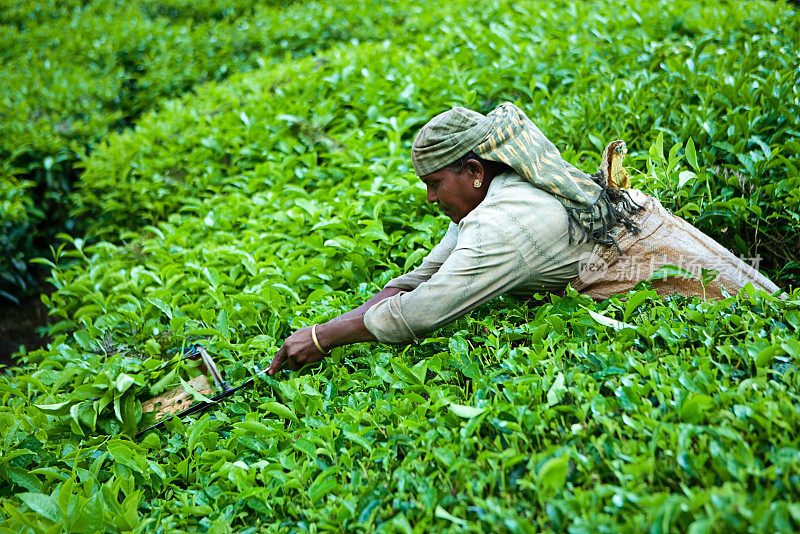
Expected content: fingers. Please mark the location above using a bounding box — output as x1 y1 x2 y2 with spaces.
288 351 309 371
268 345 287 376
269 327 328 376
268 341 307 375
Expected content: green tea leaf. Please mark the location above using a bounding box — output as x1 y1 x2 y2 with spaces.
107 442 146 474
435 506 467 527
447 401 485 419
261 401 298 423
18 492 62 523
308 474 338 503
7 468 43 492
678 171 696 187
538 456 568 491
187 417 211 450
781 339 800 358
180 377 216 404
623 290 657 320
234 420 276 442
391 360 423 385
34 401 75 415
680 394 714 424
115 373 136 394
650 264 699 281
649 131 665 163
685 137 699 170
546 373 566 407
584 308 636 331
701 268 719 287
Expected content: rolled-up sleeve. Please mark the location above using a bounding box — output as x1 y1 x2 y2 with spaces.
364 217 529 343
383 223 459 291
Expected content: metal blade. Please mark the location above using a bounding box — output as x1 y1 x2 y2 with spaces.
135 366 270 439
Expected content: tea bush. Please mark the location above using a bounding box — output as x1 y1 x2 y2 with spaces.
0 0 468 299
1 0 800 532
0 173 37 300
73 0 800 286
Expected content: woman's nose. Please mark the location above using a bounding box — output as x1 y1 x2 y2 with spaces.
426 187 437 203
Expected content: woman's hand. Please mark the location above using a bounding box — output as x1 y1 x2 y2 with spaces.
266 288 399 376
267 308 385 376
267 326 327 375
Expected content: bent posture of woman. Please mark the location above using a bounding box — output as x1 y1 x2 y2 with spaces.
268 103 779 375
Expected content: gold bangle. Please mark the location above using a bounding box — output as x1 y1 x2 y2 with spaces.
311 324 329 355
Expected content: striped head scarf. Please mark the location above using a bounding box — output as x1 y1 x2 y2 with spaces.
411 102 639 245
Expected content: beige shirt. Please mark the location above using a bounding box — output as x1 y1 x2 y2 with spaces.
363 171 595 343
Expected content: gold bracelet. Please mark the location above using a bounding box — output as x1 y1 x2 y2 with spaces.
311 324 329 355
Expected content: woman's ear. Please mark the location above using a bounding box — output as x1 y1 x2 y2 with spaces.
463 159 485 181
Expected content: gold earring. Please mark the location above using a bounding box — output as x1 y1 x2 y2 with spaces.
473 179 481 188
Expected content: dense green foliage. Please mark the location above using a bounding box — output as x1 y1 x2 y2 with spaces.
2 0 800 531
71 0 800 286
0 0 463 299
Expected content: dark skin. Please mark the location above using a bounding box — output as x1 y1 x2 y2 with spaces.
267 159 493 376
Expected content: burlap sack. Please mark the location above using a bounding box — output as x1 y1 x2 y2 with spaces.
571 191 781 300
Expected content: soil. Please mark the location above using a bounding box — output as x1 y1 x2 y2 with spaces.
0 291 52 365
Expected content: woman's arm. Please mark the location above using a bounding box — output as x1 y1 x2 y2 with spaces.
267 218 527 373
326 286 405 324
266 286 402 375
363 219 529 344
267 224 458 375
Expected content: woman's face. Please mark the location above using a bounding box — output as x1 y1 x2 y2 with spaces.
420 160 487 223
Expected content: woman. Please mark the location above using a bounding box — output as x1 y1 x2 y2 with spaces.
267 103 779 375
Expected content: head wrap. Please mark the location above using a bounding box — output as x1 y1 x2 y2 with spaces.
411 102 639 246
411 106 490 176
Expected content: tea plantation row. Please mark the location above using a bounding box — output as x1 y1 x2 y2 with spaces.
2 0 800 531
0 0 471 299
